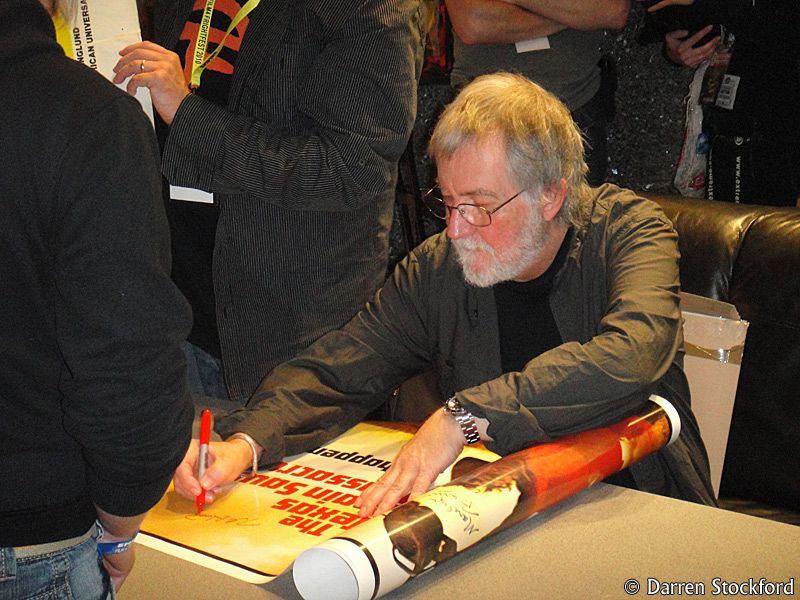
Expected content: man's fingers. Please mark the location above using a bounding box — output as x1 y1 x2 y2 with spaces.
173 440 201 500
369 467 436 517
357 468 403 517
685 25 713 47
125 74 150 96
359 457 433 518
363 488 400 517
646 0 671 12
197 441 252 491
173 461 200 498
648 0 694 12
406 475 434 502
696 36 720 57
199 459 231 491
113 51 165 83
665 29 690 42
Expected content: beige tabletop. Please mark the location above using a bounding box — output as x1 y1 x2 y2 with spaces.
120 483 799 600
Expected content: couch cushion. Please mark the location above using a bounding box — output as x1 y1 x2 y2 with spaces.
649 194 800 511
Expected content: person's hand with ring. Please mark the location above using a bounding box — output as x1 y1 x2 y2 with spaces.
113 41 190 125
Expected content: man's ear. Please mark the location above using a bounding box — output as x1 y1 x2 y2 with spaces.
541 178 567 222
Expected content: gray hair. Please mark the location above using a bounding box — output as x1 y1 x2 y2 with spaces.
43 0 77 20
428 72 590 226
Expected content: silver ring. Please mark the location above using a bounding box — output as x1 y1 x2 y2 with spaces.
140 59 146 72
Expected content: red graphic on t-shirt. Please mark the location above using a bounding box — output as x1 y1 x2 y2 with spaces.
180 0 251 79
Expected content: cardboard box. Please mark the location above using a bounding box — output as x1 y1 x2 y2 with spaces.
680 293 749 497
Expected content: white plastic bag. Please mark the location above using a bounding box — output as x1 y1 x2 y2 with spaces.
674 61 710 197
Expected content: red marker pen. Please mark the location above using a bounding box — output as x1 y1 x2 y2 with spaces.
195 409 212 514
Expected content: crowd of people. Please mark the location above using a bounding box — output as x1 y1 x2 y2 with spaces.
642 0 800 206
2 0 795 597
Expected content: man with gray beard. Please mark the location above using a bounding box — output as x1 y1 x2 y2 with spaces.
173 73 715 516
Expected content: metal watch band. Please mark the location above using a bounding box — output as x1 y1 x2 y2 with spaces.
443 396 481 445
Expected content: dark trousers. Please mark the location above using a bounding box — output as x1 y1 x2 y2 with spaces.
572 89 609 187
705 118 800 206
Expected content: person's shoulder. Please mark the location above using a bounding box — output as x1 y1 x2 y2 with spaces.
8 52 152 180
27 52 148 136
61 58 141 113
390 231 460 290
589 183 673 227
305 0 416 23
409 231 453 268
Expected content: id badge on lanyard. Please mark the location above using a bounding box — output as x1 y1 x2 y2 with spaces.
171 0 261 203
190 0 261 90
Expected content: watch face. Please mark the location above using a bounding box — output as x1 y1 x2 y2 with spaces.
445 397 462 414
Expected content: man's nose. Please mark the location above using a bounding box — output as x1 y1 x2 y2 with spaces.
446 208 473 239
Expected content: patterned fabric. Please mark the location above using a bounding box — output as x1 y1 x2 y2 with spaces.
177 0 251 81
0 533 109 600
156 0 428 400
217 185 715 506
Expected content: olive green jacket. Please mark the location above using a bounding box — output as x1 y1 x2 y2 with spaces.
217 184 716 505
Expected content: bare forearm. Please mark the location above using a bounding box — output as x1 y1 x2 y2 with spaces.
499 0 631 30
446 0 564 45
94 507 146 591
94 507 147 540
475 416 492 441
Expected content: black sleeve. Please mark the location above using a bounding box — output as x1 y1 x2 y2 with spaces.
161 0 426 211
215 245 436 465
55 95 194 516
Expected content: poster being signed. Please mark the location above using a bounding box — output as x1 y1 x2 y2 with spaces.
140 422 500 582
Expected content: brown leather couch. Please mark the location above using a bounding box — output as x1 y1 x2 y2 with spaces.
648 194 800 516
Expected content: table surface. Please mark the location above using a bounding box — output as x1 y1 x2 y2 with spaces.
120 483 799 600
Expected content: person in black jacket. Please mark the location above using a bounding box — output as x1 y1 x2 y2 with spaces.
644 0 800 205
0 0 193 596
110 0 427 405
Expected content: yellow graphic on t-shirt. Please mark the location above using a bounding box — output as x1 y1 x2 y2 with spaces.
52 12 74 59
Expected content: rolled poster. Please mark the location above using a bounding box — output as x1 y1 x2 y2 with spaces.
293 395 680 600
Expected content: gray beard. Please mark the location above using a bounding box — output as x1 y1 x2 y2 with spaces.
453 210 547 288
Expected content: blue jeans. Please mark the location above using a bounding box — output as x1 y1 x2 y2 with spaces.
181 342 246 436
0 529 113 600
182 340 228 400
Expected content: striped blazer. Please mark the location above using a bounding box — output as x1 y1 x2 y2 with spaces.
155 0 427 400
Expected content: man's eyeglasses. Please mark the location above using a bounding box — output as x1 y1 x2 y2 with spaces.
424 188 524 227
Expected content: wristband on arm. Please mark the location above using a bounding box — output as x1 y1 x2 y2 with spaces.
227 432 260 476
95 520 138 556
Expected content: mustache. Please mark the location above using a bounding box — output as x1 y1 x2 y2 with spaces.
452 236 495 255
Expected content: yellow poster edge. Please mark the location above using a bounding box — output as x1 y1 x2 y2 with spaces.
136 532 274 584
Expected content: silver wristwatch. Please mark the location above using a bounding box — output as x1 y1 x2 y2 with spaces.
443 396 480 445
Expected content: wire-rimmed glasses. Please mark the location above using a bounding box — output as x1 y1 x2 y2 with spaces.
423 188 524 227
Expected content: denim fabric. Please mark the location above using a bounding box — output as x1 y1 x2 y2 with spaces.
0 534 113 600
182 340 228 400
180 341 250 440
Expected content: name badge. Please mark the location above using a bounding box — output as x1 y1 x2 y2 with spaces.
170 185 214 204
516 37 550 53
